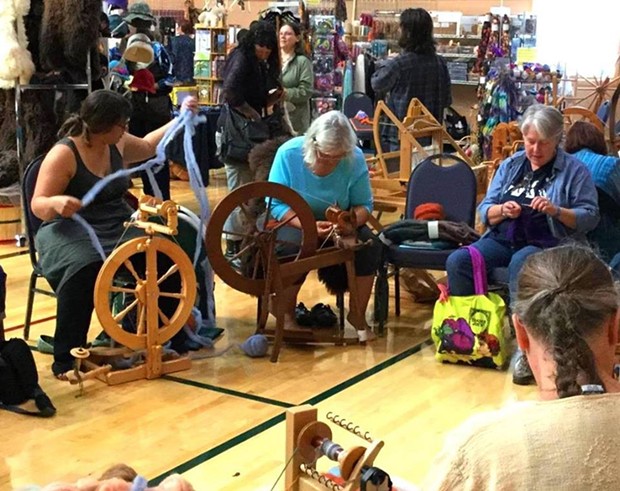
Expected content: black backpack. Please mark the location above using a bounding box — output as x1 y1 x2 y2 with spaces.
444 106 470 141
0 338 56 417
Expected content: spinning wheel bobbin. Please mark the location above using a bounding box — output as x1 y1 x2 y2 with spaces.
297 421 366 481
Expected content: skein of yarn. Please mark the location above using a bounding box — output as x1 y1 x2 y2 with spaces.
239 334 269 358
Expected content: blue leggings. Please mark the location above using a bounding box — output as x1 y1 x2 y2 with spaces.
445 237 542 301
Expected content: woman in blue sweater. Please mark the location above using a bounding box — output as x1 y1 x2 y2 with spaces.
565 121 620 263
268 111 380 341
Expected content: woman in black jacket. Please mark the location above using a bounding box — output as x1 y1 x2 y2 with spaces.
220 21 282 258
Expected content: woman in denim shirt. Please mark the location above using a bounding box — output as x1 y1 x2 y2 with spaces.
446 104 599 385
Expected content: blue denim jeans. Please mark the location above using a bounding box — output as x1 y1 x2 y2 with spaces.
611 252 620 280
445 237 543 302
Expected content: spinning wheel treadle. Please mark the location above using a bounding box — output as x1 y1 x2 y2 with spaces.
94 236 197 350
205 182 318 296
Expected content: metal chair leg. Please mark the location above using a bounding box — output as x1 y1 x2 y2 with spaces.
394 267 401 317
24 271 37 340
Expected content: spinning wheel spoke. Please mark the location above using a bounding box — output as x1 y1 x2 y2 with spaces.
157 264 179 285
110 285 137 294
136 305 146 335
222 229 251 240
158 309 171 326
270 212 299 232
114 298 139 323
265 196 274 218
160 291 184 299
251 248 265 280
122 259 143 283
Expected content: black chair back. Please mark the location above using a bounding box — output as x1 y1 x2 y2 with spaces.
343 92 374 118
21 155 46 269
404 154 477 225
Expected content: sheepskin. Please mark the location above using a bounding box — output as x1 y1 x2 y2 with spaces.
0 0 36 88
0 151 20 188
40 0 102 82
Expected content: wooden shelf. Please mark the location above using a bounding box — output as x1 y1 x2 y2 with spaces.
452 80 479 86
436 34 481 40
195 24 228 30
440 53 477 59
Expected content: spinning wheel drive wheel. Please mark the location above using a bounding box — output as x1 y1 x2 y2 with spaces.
562 106 605 133
206 182 318 297
94 236 197 350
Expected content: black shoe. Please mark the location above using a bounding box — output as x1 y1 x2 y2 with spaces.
512 352 535 386
311 303 337 328
225 239 242 271
295 302 314 326
33 385 56 417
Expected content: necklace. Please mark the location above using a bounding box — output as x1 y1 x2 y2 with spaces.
281 51 294 66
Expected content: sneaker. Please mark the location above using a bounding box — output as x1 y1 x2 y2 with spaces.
512 352 535 386
295 302 314 326
311 303 338 328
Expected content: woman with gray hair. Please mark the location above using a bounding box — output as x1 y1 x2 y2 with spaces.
446 104 599 385
423 244 620 490
267 110 380 340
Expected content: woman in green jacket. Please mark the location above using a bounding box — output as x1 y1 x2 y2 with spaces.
279 21 314 134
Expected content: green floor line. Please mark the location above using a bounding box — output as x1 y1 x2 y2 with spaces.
303 338 433 405
152 337 432 485
149 412 286 486
162 374 294 408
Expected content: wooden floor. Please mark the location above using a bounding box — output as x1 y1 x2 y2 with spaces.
0 171 536 490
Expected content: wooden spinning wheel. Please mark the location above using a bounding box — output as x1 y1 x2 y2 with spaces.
66 198 197 387
206 181 318 297
94 236 196 350
206 182 362 362
562 106 605 133
562 74 620 114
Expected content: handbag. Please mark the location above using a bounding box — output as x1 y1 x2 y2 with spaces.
220 105 270 164
431 246 507 368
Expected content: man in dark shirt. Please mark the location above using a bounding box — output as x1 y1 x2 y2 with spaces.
371 8 451 151
171 21 196 84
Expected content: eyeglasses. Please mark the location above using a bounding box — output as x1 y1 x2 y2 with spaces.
314 140 347 162
116 120 130 131
315 148 347 162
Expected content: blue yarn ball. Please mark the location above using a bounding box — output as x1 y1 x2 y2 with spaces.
239 334 269 358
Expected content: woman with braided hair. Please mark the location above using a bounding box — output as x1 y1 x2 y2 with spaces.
421 244 620 490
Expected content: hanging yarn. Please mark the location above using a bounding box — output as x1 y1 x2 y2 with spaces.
73 108 205 261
